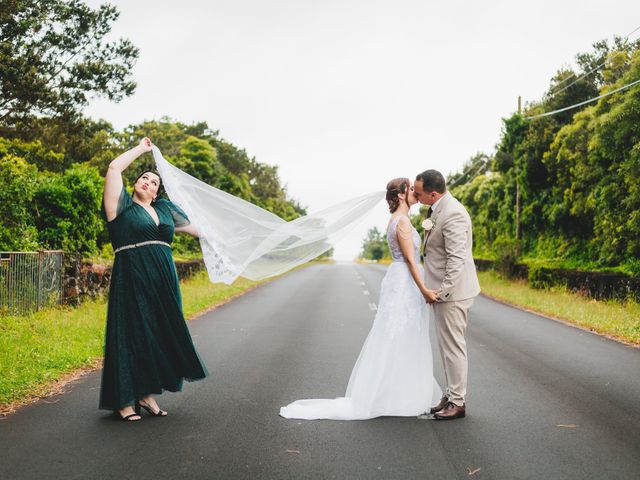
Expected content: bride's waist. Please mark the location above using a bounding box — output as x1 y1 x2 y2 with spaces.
390 258 422 266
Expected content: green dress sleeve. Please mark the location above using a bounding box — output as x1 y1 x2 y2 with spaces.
101 185 132 222
156 199 191 228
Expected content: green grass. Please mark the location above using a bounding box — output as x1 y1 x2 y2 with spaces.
0 298 107 411
478 270 640 345
0 270 267 413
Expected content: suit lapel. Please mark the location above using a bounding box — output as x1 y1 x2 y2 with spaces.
423 192 452 255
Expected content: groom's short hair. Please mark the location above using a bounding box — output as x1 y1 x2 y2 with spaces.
416 170 446 194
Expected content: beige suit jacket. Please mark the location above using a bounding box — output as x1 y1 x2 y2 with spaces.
423 191 480 302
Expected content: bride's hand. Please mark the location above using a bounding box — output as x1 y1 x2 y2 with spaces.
138 137 153 153
423 289 438 304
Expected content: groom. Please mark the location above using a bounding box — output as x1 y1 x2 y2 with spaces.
414 170 480 420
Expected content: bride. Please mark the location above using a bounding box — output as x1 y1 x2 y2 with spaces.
280 178 442 420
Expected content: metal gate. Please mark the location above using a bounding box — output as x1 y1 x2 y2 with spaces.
0 251 63 316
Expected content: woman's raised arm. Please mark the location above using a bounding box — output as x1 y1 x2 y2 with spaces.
103 138 153 222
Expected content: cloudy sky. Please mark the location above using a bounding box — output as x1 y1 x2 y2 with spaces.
85 0 639 259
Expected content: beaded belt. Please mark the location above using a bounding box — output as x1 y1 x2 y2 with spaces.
114 240 171 254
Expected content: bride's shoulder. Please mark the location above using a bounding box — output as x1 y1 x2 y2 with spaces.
394 215 413 234
388 213 407 227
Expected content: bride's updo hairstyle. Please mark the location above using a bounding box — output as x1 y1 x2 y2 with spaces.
386 177 410 213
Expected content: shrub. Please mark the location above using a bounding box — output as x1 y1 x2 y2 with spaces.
492 236 521 278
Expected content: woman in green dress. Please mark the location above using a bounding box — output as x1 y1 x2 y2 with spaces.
100 137 208 421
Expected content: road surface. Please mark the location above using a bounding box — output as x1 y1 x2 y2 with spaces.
1 263 639 479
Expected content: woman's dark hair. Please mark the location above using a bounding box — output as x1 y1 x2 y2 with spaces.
134 170 165 202
415 169 446 194
386 177 410 213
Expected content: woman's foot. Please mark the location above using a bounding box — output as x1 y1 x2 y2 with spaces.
138 396 168 417
117 406 141 421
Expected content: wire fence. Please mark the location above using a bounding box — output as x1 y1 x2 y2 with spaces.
0 251 63 316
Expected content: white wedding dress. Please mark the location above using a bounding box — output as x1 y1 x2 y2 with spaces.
280 215 442 420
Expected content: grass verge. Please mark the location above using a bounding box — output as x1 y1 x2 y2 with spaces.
478 270 640 346
0 270 272 416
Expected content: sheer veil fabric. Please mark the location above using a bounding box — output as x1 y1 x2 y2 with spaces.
153 146 384 284
153 147 439 420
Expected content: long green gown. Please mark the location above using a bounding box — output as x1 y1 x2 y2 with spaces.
99 186 208 411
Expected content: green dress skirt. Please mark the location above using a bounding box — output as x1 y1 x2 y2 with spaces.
99 186 208 411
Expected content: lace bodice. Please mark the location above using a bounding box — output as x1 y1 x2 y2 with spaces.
386 215 421 263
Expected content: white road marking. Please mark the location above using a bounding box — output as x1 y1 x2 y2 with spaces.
368 303 377 311
363 290 370 295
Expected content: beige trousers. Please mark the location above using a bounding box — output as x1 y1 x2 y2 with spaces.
432 297 474 406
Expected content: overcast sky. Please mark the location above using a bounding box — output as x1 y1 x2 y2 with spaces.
85 0 639 259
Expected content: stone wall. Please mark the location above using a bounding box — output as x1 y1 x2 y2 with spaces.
474 258 640 302
62 254 205 305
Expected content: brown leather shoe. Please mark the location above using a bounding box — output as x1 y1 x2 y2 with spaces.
434 402 466 420
429 396 449 414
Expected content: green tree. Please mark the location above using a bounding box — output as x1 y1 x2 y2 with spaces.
542 107 595 259
0 153 39 250
176 136 224 186
0 136 64 171
361 227 387 261
589 50 640 265
121 119 306 219
448 152 490 189
21 117 118 171
0 0 138 127
34 164 104 254
574 36 640 88
445 39 640 275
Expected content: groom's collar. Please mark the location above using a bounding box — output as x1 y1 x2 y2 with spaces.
430 191 450 214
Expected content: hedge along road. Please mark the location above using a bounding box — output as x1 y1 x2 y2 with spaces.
1 263 639 479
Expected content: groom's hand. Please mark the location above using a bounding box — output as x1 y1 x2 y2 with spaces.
434 289 443 302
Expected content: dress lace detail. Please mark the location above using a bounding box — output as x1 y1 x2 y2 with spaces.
386 215 421 263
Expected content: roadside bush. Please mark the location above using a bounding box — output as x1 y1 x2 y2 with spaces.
528 265 563 289
34 165 104 255
492 237 521 278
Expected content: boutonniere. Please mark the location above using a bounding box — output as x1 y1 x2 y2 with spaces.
422 218 436 232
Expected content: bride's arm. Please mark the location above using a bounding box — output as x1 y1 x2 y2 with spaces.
396 216 438 303
103 137 152 221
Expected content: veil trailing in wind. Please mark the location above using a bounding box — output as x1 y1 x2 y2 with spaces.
152 146 384 284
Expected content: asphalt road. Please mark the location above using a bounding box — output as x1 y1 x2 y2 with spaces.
1 263 639 480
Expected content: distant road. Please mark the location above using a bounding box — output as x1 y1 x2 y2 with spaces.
1 263 639 479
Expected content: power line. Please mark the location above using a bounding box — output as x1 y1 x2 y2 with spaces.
549 24 640 97
526 77 640 120
448 159 489 188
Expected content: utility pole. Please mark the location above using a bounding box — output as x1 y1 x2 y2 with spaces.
515 96 521 245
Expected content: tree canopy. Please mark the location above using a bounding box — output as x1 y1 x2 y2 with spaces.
0 0 138 129
449 37 640 275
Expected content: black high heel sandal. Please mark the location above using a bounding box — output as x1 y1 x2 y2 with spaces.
137 399 168 417
114 407 142 421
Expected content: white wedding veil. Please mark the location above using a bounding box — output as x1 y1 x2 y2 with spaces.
153 146 384 284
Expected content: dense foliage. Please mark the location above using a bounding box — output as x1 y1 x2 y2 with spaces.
0 2 305 256
0 0 138 129
0 119 306 256
361 37 640 275
450 37 640 276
